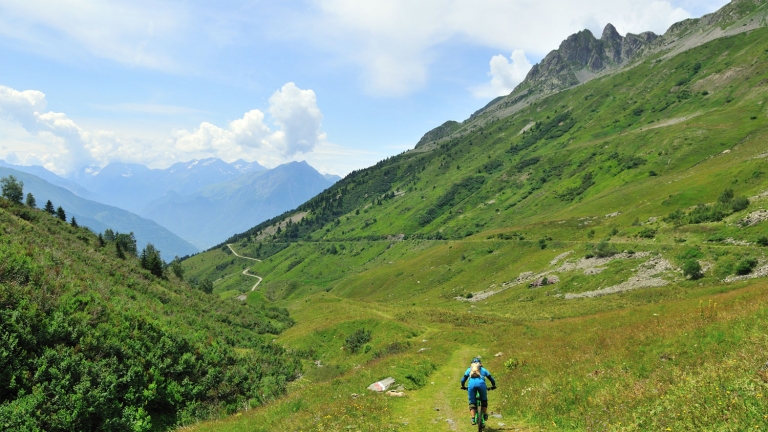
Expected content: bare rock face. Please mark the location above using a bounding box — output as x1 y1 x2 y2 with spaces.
524 24 658 94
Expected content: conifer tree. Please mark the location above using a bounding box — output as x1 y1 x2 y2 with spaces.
70 216 78 228
98 233 105 248
140 243 164 277
0 175 24 204
115 241 125 259
56 206 66 222
44 200 55 215
25 193 36 208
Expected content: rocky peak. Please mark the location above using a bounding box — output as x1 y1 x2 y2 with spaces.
521 24 657 95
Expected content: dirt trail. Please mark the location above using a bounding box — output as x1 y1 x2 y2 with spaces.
396 345 532 431
227 244 263 292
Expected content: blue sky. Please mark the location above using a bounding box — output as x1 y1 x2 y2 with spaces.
0 0 729 176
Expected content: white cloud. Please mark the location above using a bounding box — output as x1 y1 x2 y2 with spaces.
0 0 183 70
0 82 349 175
302 0 692 96
471 50 533 99
268 83 326 155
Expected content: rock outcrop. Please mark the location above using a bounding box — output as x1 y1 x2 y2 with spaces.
510 24 658 97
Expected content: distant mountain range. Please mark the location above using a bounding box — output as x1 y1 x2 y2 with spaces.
141 161 339 249
72 158 268 214
0 158 342 251
0 166 198 258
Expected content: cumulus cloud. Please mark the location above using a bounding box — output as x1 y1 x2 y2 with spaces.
172 82 326 161
0 83 332 175
471 50 533 98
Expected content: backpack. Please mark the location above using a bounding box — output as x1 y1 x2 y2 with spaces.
470 362 482 378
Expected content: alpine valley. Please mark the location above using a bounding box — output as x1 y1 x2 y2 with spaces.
3 1 768 431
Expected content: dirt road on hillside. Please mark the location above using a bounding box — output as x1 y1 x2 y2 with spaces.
227 244 263 291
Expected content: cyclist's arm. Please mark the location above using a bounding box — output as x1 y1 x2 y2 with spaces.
461 368 470 387
483 368 497 387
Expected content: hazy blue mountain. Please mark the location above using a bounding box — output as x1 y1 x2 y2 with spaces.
0 160 100 200
141 161 336 249
0 167 198 258
73 158 266 213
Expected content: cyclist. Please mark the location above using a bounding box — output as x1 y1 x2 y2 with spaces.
460 357 497 425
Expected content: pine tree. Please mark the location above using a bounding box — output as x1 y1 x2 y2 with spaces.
70 216 78 228
56 206 66 222
97 233 105 248
25 193 36 208
44 200 55 215
0 175 24 204
115 241 125 259
140 243 164 277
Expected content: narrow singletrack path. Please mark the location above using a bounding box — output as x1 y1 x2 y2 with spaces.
227 244 264 291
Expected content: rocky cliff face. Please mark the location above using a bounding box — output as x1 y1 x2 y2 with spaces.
522 24 658 95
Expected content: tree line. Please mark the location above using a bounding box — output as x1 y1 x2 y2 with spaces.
1 175 185 282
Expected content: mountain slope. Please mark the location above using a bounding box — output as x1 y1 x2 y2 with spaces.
185 4 768 430
0 160 99 200
0 198 299 431
141 161 337 249
0 167 198 258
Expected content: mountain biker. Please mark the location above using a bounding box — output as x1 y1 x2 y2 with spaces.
460 357 497 425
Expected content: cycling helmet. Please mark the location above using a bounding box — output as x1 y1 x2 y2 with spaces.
472 357 481 364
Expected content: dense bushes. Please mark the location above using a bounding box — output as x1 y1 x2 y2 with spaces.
665 188 750 225
0 208 301 430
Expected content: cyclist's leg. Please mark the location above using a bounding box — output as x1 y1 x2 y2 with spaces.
468 385 478 422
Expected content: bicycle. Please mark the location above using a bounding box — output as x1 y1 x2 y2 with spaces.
460 384 496 431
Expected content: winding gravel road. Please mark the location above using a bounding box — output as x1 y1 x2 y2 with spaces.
227 244 263 291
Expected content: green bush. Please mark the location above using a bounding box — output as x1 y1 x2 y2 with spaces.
345 329 372 353
735 258 758 276
593 240 618 258
683 259 703 280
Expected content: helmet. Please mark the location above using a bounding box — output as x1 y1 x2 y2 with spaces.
472 357 481 364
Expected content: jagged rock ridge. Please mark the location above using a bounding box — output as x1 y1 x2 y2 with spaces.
523 24 658 95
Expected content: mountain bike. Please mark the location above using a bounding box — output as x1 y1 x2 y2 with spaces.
461 384 496 431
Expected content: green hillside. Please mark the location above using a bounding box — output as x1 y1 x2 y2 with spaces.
184 5 768 431
0 199 300 431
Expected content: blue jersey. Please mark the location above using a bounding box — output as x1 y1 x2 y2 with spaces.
461 366 495 387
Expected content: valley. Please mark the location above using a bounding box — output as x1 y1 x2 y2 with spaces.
4 1 768 431
182 3 768 430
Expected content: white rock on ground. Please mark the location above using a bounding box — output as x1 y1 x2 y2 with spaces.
367 377 396 392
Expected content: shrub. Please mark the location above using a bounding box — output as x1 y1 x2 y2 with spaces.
730 196 749 212
735 258 758 276
683 259 703 280
757 236 768 247
594 240 618 258
638 228 657 239
345 329 372 353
